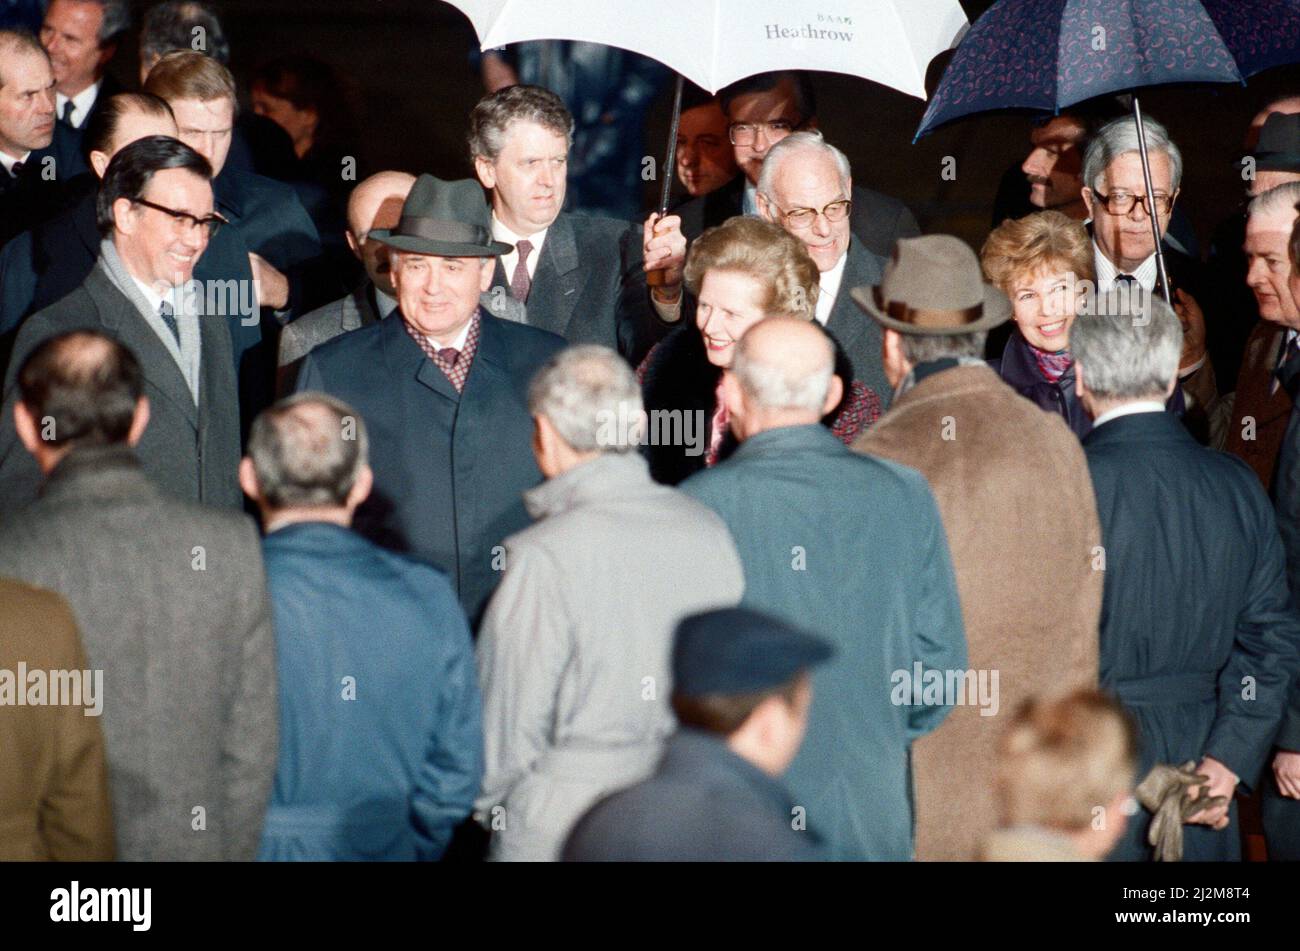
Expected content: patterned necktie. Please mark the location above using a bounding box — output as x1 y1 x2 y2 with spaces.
158 300 181 346
61 99 76 127
510 239 533 303
437 347 460 367
10 161 22 180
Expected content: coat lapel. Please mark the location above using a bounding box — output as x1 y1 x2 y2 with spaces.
529 214 581 338
87 268 199 429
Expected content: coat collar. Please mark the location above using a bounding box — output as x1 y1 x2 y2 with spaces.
40 444 156 503
380 307 508 403
730 422 843 462
264 520 366 553
660 728 797 815
888 362 1010 411
1082 405 1190 449
536 212 579 278
523 453 654 520
824 239 884 350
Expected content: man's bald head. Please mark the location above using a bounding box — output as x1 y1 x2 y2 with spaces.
726 317 840 438
346 170 415 295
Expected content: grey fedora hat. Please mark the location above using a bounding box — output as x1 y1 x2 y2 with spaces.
370 174 513 257
851 234 1012 336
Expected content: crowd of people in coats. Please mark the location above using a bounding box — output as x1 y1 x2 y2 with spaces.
1 0 1300 863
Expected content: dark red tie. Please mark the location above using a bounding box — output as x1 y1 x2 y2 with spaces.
437 347 460 367
510 239 533 303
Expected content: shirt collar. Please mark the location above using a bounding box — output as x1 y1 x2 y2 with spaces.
1093 239 1158 291
425 316 474 352
1092 400 1166 430
129 273 180 316
815 246 850 325
56 80 102 128
0 148 31 177
492 213 549 250
742 180 759 216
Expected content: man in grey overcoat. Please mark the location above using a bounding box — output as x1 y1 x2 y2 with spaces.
0 330 277 861
475 344 744 861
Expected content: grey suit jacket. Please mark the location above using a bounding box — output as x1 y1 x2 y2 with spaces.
491 212 659 363
827 239 890 406
0 446 277 860
0 264 243 515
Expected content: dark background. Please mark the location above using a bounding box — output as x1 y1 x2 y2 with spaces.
101 0 1300 251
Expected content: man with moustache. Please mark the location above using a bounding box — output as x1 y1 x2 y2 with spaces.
39 0 129 179
673 85 738 201
0 135 242 511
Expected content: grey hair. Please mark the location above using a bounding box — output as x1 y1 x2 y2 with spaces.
247 392 369 510
139 1 230 66
732 328 834 413
468 84 574 163
81 0 132 45
528 345 643 453
756 130 851 201
1069 293 1183 402
899 331 988 366
1082 115 1183 194
1248 180 1300 219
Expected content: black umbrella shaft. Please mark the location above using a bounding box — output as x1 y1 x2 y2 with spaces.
659 73 685 216
1131 96 1172 307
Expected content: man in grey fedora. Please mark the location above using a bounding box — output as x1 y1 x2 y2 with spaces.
297 173 566 626
851 235 1104 860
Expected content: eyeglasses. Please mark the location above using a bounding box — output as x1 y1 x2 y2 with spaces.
768 198 853 231
1091 190 1175 218
132 198 227 238
728 119 799 146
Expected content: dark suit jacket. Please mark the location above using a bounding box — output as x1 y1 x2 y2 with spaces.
0 264 244 514
0 144 60 247
296 310 567 626
49 74 125 181
0 446 277 860
827 238 889 403
1084 411 1300 860
675 175 921 260
1224 322 1293 492
490 211 659 364
563 728 822 861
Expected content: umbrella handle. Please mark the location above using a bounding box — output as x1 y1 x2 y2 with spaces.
1131 96 1173 308
658 73 685 217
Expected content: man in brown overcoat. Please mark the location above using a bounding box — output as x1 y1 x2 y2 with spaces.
851 235 1103 861
0 579 114 860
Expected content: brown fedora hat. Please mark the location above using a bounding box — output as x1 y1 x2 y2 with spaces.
851 235 1011 336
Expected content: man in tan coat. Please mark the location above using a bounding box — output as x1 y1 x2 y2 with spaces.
0 579 114 860
850 235 1103 861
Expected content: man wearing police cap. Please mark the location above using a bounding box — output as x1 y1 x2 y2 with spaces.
562 607 831 862
297 174 566 626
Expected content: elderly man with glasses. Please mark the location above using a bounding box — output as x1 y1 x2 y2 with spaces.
1081 116 1219 434
0 134 243 512
754 130 892 403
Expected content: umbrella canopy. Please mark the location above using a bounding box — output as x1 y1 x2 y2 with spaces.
917 0 1300 138
450 0 968 99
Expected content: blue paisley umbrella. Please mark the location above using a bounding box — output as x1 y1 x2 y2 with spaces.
916 0 1300 301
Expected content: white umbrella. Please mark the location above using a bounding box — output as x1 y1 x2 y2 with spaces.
448 0 968 209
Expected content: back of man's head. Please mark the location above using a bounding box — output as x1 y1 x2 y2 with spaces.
528 344 644 455
246 392 369 513
731 316 836 422
995 689 1137 835
1069 294 1183 405
139 0 229 69
96 133 211 237
18 330 143 450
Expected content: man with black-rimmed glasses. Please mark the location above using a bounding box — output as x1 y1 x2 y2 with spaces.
0 133 243 511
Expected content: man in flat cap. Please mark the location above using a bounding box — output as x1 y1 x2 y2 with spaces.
562 607 830 862
852 235 1103 860
680 315 966 860
297 174 566 626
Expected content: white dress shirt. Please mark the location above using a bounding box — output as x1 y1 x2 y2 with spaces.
1091 400 1166 430
0 148 31 178
493 214 548 285
55 81 101 129
815 249 849 326
1092 239 1159 292
425 317 473 353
